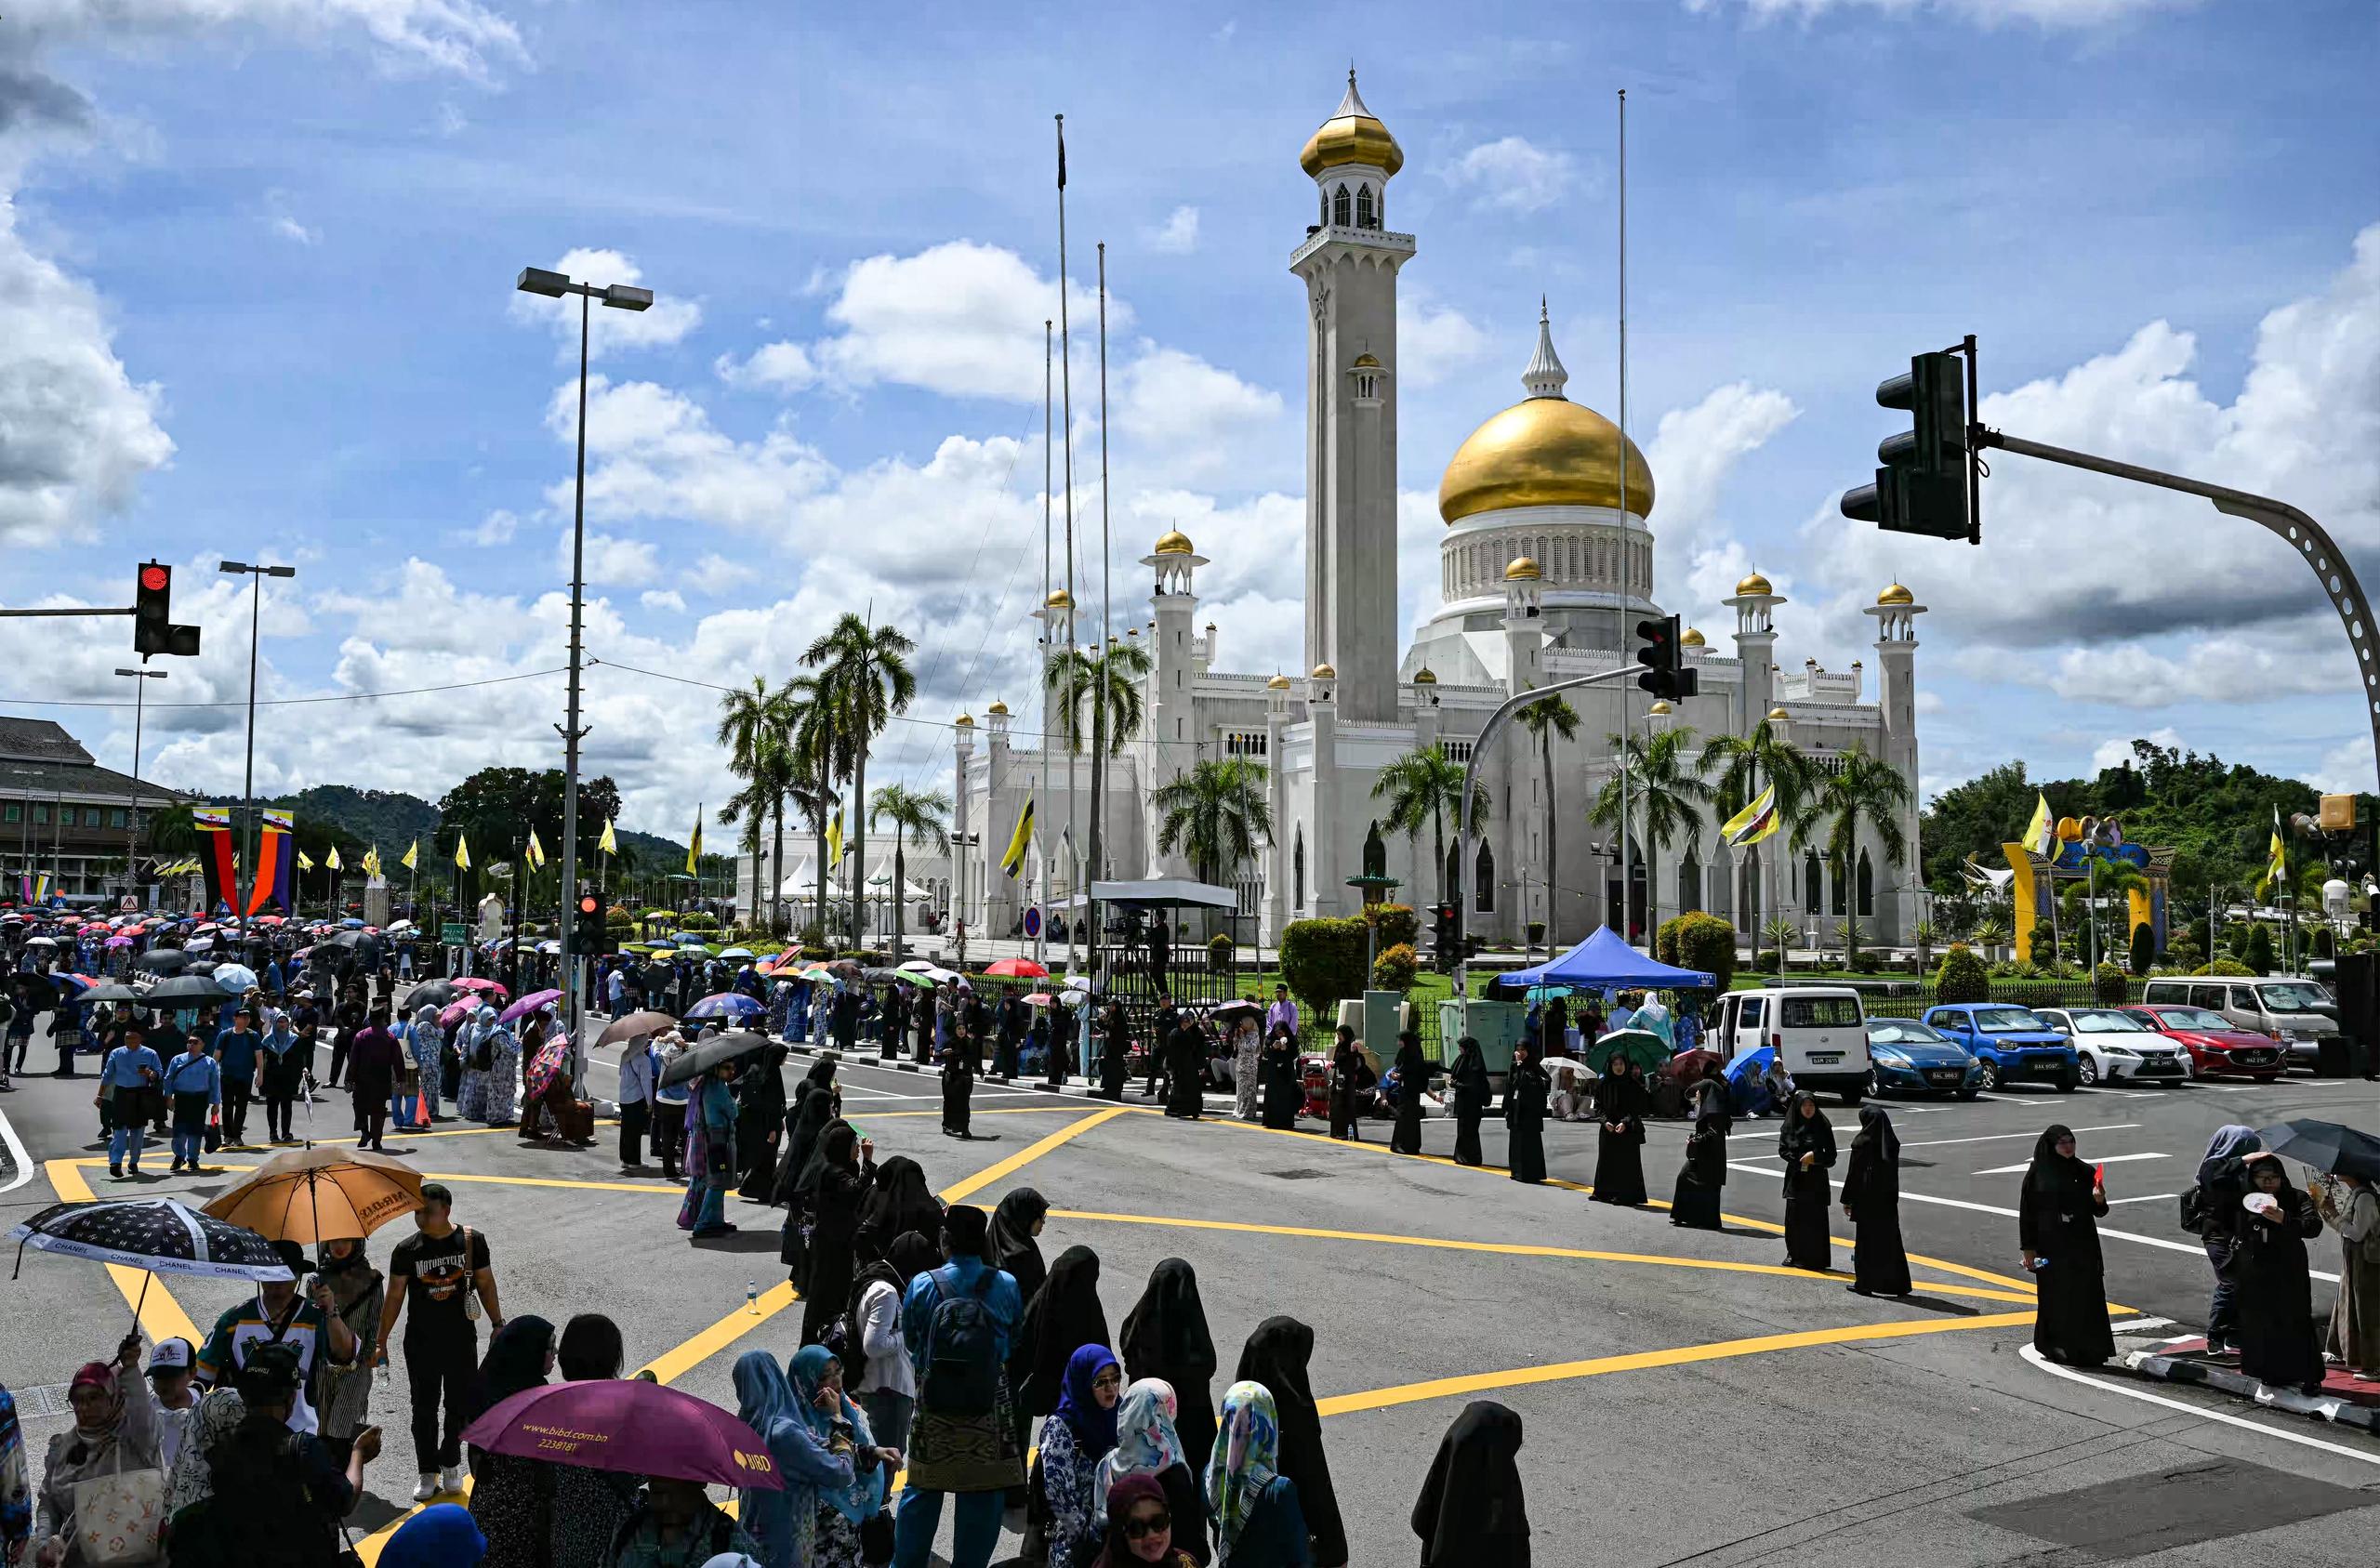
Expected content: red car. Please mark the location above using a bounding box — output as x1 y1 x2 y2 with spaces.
2121 1005 2286 1082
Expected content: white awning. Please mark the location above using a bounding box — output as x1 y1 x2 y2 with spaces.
1058 878 1241 910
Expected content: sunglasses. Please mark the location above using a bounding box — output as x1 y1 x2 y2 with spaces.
1124 1512 1172 1539
1091 1371 1123 1390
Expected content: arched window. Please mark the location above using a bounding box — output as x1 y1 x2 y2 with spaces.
1680 844 1702 914
1857 849 1874 917
1332 184 1351 227
1804 851 1821 915
1293 827 1306 911
1446 842 1461 902
1474 840 1496 913
1355 183 1374 228
1831 856 1847 916
1319 191 1329 227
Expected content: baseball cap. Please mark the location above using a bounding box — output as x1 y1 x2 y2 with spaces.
147 1337 193 1375
235 1341 302 1399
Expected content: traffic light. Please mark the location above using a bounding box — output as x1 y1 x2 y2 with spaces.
131 561 202 660
1633 613 1698 702
1431 903 1459 970
575 891 610 956
1841 349 1975 543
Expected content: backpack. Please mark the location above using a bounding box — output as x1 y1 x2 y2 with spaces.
919 1264 1001 1416
2178 1184 2205 1234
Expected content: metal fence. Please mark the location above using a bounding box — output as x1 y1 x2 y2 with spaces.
1855 980 2145 1019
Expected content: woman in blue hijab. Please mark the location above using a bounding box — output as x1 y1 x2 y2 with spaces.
377 1502 486 1567
1037 1343 1122 1568
733 1347 887 1568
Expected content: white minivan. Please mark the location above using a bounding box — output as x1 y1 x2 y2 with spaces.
1711 986 1874 1104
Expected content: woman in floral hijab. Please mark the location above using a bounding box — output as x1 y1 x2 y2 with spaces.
1206 1381 1308 1567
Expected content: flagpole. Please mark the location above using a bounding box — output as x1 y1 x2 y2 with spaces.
1039 317 1052 977
1093 239 1110 995
1616 86 1636 948
1056 112 1078 978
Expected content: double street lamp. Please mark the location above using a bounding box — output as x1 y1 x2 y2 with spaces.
515 265 654 1032
113 667 166 905
219 560 295 936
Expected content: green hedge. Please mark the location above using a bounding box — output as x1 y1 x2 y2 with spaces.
2194 957 2256 977
1936 943 1990 1003
1282 917 1369 1019
1372 942 1419 991
2128 921 2155 976
2094 962 2127 1004
1364 903 1420 952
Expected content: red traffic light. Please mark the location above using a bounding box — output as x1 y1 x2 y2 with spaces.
140 565 169 592
578 894 601 916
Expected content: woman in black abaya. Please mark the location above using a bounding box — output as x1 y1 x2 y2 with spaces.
1390 1031 1435 1156
853 1153 942 1260
793 1119 876 1344
1015 1244 1111 1416
1669 1072 1729 1231
1502 1041 1549 1185
1840 1105 1911 1297
1164 1016 1206 1120
940 1019 979 1139
1327 1027 1363 1141
1588 1055 1648 1206
1448 1035 1490 1166
1100 1001 1133 1101
989 1186 1051 1307
2018 1123 2115 1366
2228 1151 2327 1393
1410 1400 1527 1568
734 1044 788 1203
771 1057 839 1205
1119 1257 1220 1471
1235 1316 1346 1567
1261 1024 1302 1130
1778 1092 1836 1271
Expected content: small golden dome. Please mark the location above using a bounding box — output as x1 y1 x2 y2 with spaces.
955 713 974 729
1351 352 1381 369
1299 73 1403 179
1681 626 1706 647
1126 627 1140 637
1267 673 1292 690
1439 398 1654 523
1311 663 1338 680
987 700 1009 716
1877 582 1914 605
1504 557 1542 581
1154 530 1194 555
1736 571 1774 597
1045 588 1073 609
1648 701 1673 716
1767 706 1790 721
1412 667 1437 685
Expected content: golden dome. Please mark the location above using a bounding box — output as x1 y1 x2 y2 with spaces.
1681 626 1706 647
1351 352 1381 369
1438 397 1654 524
987 700 1009 716
1504 556 1542 581
1767 706 1790 721
1311 663 1338 680
1735 571 1774 597
955 713 975 728
1412 667 1438 685
1299 73 1403 179
1877 582 1914 605
1267 673 1292 690
1648 701 1673 717
1154 530 1194 555
1045 588 1073 609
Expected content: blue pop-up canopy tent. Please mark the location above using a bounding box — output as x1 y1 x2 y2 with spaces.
1495 926 1716 991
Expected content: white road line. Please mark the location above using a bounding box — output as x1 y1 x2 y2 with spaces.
0 1106 33 1193
1975 1151 2168 1177
2109 1316 2177 1331
1902 1124 2141 1150
2103 1192 2181 1206
2019 1344 2380 1468
1852 1184 2343 1282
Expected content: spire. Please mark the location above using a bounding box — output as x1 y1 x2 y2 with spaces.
1522 297 1568 400
1335 67 1374 124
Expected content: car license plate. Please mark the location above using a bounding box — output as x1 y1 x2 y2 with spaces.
1924 1070 1960 1085
2239 1049 2274 1066
1808 1052 1842 1065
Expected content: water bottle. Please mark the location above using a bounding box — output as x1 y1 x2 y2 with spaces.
747 1279 760 1315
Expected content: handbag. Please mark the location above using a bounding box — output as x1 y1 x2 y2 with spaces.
73 1466 165 1566
204 1104 222 1153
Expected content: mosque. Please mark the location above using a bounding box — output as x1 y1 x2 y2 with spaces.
946 76 1926 955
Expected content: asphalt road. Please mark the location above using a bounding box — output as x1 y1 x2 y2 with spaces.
5 1018 2380 1566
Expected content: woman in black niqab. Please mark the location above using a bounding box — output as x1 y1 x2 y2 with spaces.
1327 1027 1363 1141
1588 1056 1648 1206
1163 1017 1206 1120
989 1186 1051 1306
1119 1257 1219 1469
2019 1123 2115 1366
1670 1062 1729 1231
734 1044 788 1202
1502 1042 1549 1184
1389 1031 1435 1156
854 1153 943 1262
1260 1024 1302 1130
1234 1316 1346 1567
1841 1105 1911 1297
771 1058 839 1205
2227 1151 2326 1393
1100 1001 1132 1100
1015 1244 1111 1416
1448 1035 1490 1166
1778 1092 1836 1271
1411 1400 1527 1568
465 1314 554 1425
795 1120 876 1344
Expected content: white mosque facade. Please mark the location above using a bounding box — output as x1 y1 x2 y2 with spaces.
948 77 1926 953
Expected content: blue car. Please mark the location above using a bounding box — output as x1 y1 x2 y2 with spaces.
1921 1004 2082 1092
1863 1019 1982 1100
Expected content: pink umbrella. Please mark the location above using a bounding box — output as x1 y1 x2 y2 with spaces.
460 1379 781 1490
439 1000 478 1029
105 935 133 948
498 988 562 1024
454 977 508 996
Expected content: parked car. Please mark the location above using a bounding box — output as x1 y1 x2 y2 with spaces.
2137 978 2338 1069
1710 986 1873 1104
1920 1003 2082 1092
1863 1018 1981 1100
2120 1004 2287 1081
2035 1007 2191 1087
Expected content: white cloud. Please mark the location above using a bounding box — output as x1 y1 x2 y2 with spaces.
509 248 702 362
548 376 833 534
1111 347 1281 482
2094 727 2180 772
715 340 818 393
1144 206 1200 254
2045 637 2354 708
1684 0 2202 24
461 507 515 547
1446 136 1576 214
566 530 660 588
433 100 467 136
640 589 685 613
2305 736 2375 797
271 214 320 244
8 0 527 83
810 241 1117 403
1395 296 1489 389
1645 382 1801 559
682 555 741 597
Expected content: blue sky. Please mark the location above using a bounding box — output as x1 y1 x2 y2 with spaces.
3 0 2374 840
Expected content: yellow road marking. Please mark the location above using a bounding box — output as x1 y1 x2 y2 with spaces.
1048 1208 2042 1306
69 1156 680 1197
634 1279 802 1385
1316 1311 2041 1416
846 1107 1104 1119
935 1106 1132 1205
42 1159 206 1348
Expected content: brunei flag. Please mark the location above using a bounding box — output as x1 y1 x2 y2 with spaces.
687 809 703 874
326 846 341 872
401 839 418 871
598 819 618 857
2024 792 2056 862
455 834 471 871
525 830 547 871
1000 794 1036 879
194 807 236 915
1721 783 1780 849
2261 805 2287 895
826 807 843 869
298 850 315 872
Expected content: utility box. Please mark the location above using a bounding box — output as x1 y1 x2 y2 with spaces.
1435 997 1526 1075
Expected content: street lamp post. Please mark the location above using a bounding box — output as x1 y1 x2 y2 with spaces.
219 561 295 939
516 265 655 1042
113 668 166 906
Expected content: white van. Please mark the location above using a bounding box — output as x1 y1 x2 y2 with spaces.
1711 986 1873 1104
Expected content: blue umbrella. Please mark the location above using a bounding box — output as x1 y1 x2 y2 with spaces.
684 992 763 1021
1724 1045 1774 1089
673 932 707 946
717 946 755 960
341 917 366 929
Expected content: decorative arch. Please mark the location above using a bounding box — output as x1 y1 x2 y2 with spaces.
1294 825 1306 911
1804 850 1822 915
1680 841 1703 915
1857 849 1874 918
1831 855 1848 916
1355 183 1375 228
1332 184 1352 227
1474 839 1496 914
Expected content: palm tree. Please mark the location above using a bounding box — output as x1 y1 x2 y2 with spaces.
1046 640 1151 905
1588 726 1711 945
1153 758 1273 889
1763 914 1801 968
802 615 917 950
1818 743 1912 969
1370 744 1487 905
780 674 839 942
716 675 780 924
717 782 770 936
870 784 951 963
1514 687 1579 945
1699 717 1818 972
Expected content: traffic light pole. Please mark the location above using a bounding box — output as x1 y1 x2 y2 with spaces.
1453 665 1639 1000
1973 427 2380 794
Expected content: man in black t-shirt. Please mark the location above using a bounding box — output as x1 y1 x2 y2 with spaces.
376 1182 502 1501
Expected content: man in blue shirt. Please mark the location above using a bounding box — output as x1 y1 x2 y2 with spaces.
893 1205 1023 1568
162 1029 223 1172
213 1007 262 1148
102 1020 164 1177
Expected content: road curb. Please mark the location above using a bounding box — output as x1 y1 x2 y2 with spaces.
2122 1351 2380 1432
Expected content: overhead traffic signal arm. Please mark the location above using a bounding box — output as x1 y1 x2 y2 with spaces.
0 559 198 657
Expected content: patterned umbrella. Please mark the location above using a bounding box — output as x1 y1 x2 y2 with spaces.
684 992 763 1021
524 1036 574 1100
498 988 563 1024
10 1197 292 1283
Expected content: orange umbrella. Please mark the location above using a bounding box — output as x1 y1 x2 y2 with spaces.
203 1145 423 1244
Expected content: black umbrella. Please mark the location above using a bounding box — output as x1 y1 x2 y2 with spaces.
132 949 193 975
405 981 462 1009
11 973 60 1009
659 1027 773 1087
77 983 146 1004
11 1197 293 1284
143 974 234 1005
2257 1119 2380 1183
186 959 219 976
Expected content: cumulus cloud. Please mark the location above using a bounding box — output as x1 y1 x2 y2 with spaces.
1111 348 1281 482
460 508 516 547
7 0 526 84
567 529 661 588
682 554 741 597
2305 736 2375 797
1684 0 2202 23
811 241 1114 403
640 588 684 613
1446 136 1576 214
1144 206 1199 254
715 340 819 393
2094 727 2181 772
1396 296 1490 389
1645 382 1801 559
509 248 703 362
548 376 833 533
271 214 320 244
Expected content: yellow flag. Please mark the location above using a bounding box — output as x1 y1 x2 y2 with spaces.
1000 794 1035 879
366 848 382 878
402 840 418 871
827 807 844 868
598 819 617 857
1720 782 1779 848
2023 792 2055 861
526 830 547 871
687 808 703 874
455 834 471 871
297 850 314 872
2260 805 2287 895
326 847 342 871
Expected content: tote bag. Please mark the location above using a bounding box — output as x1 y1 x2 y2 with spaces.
73 1466 165 1566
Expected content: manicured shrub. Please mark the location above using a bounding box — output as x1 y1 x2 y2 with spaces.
1936 942 1990 1003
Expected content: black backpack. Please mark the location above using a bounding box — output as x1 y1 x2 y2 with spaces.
919 1263 1000 1416
2178 1184 2205 1234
